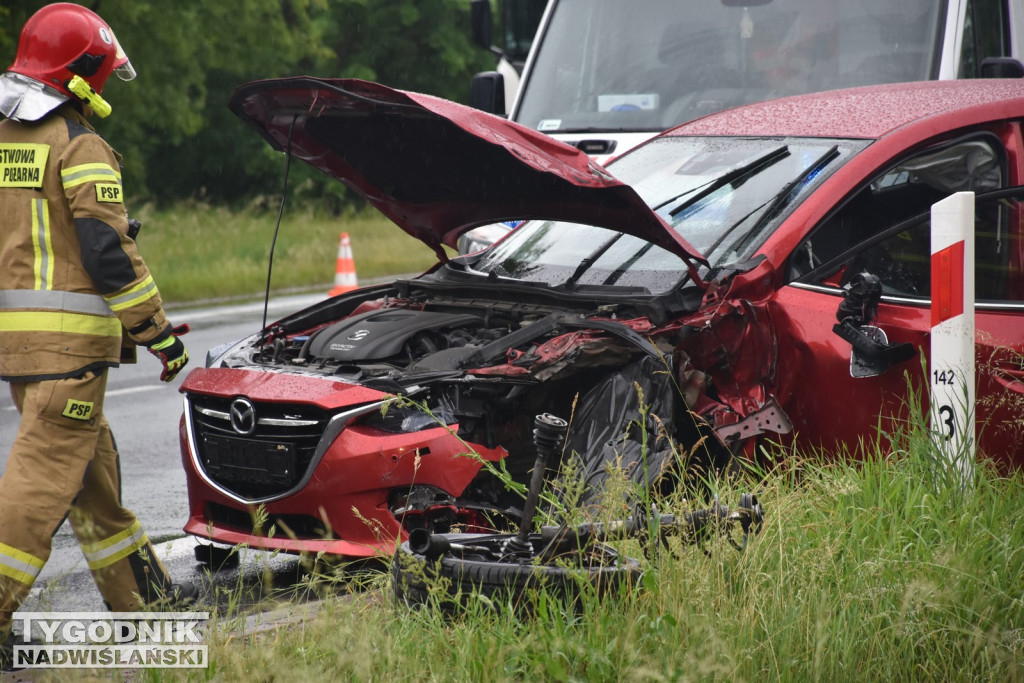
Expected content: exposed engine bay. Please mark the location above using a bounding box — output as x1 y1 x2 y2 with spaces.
221 285 663 384
304 309 489 365
200 278 781 524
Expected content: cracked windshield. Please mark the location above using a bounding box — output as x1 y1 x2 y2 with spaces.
474 137 867 292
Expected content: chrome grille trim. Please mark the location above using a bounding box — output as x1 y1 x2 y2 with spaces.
183 394 394 505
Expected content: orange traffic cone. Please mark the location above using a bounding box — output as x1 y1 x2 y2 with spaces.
328 232 359 296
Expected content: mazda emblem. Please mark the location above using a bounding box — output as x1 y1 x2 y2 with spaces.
346 329 370 341
229 398 257 435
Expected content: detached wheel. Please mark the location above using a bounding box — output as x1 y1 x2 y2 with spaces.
392 532 642 614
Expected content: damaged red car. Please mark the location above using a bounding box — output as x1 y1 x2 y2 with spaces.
179 78 1024 560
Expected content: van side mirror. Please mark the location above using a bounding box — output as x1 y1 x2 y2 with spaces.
469 71 506 115
980 57 1024 78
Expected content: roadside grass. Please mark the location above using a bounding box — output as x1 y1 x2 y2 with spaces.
131 202 440 304
130 425 1024 682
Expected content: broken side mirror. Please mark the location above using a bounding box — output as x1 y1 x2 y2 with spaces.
832 272 915 378
833 319 915 378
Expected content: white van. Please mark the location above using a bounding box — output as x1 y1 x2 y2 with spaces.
474 0 1024 164
463 0 1024 252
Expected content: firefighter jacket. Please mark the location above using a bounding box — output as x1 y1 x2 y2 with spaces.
0 104 170 381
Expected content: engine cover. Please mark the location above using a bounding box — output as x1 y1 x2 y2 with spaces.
307 309 484 362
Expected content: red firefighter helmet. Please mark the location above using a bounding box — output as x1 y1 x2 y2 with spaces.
8 3 135 98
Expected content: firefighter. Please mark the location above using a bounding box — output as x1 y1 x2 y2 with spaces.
0 3 193 647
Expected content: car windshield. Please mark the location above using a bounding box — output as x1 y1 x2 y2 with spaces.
472 136 868 293
515 0 944 132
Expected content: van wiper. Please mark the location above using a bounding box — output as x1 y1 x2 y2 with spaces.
666 145 790 218
557 126 661 134
707 145 840 259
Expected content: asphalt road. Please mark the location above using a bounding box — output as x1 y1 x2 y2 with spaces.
0 293 330 618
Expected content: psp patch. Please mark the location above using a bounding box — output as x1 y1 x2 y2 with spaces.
95 183 123 203
62 399 95 421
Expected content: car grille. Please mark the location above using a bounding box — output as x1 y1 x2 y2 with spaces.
188 394 328 501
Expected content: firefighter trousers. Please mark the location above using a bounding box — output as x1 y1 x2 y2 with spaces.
0 370 174 638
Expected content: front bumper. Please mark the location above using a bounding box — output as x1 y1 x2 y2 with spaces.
178 368 505 558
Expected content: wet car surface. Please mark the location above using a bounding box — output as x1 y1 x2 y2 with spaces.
179 78 1024 559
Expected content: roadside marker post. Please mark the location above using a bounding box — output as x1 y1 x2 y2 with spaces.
929 192 975 488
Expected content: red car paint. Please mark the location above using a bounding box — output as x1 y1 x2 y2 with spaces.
180 78 1024 560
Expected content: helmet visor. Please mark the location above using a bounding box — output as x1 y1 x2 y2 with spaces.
114 59 136 81
112 32 135 81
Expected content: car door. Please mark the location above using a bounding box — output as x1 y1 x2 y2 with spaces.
774 133 1024 465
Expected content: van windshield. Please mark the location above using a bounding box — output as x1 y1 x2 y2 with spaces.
515 0 945 133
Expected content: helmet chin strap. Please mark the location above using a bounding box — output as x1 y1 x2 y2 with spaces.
67 75 112 118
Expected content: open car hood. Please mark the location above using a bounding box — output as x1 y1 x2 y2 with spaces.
229 77 707 267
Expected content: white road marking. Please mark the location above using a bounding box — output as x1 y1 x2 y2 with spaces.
106 385 164 398
3 384 161 411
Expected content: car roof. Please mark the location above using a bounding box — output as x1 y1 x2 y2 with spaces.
666 80 1024 140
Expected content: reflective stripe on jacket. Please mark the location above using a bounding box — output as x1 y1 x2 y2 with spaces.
0 105 169 380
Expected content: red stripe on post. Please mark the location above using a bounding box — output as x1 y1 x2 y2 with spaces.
930 240 964 327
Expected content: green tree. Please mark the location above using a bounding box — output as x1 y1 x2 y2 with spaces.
98 0 336 201
0 1 493 206
323 0 493 101
251 0 496 210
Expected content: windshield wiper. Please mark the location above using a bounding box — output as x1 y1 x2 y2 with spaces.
706 145 840 260
603 242 655 286
558 144 795 290
564 232 624 288
755 145 839 229
666 145 790 218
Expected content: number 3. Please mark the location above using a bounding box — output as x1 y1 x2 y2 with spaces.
938 405 956 440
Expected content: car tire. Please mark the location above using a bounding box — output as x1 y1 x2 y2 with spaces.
392 532 642 614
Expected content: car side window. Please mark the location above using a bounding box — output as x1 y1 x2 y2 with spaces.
796 187 1024 304
845 192 1020 301
789 134 1007 288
